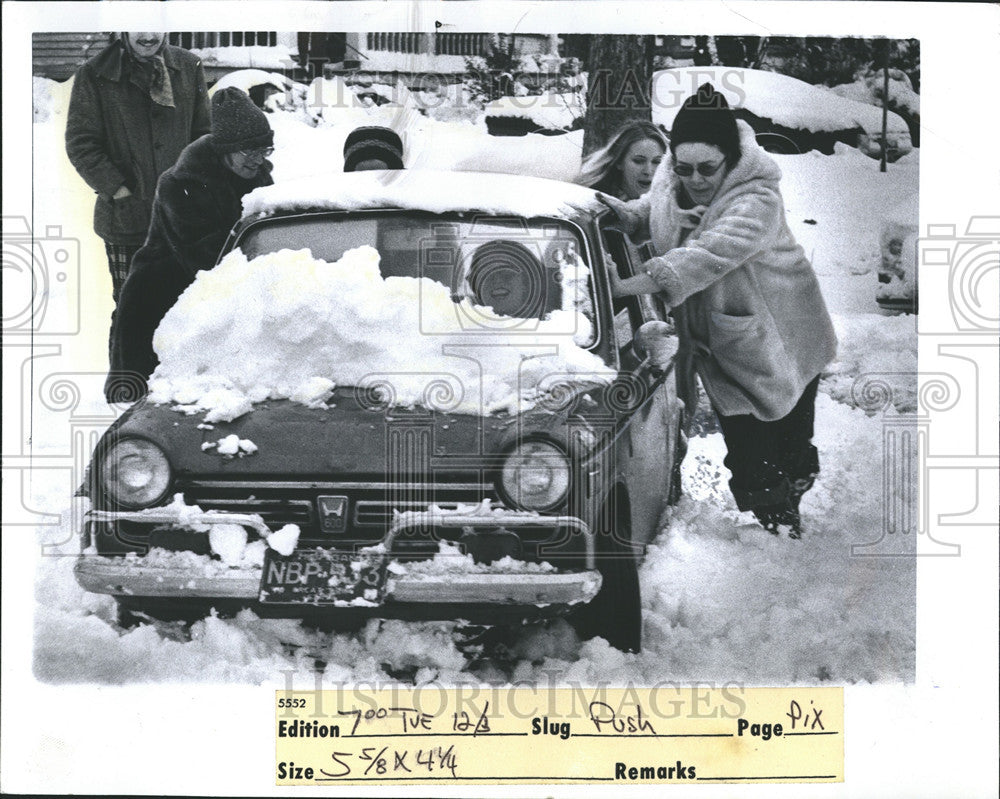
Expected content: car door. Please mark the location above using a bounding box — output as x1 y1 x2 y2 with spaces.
601 225 683 547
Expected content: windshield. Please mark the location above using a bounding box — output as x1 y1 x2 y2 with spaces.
236 212 596 346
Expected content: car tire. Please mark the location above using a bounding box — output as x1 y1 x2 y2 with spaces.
570 496 642 653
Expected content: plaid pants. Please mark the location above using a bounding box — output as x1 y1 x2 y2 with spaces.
105 242 140 304
105 242 140 365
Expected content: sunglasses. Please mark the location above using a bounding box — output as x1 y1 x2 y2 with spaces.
672 160 725 177
236 146 274 160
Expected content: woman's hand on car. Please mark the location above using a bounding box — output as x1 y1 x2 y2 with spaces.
606 260 624 296
596 193 638 233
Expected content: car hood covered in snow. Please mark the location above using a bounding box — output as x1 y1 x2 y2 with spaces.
109 381 613 480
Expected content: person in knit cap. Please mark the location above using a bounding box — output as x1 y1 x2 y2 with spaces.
602 83 837 539
105 87 274 402
66 32 211 360
343 126 404 171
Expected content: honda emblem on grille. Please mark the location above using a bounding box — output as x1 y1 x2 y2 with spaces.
317 496 348 533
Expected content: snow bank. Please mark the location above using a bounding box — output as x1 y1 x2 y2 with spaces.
148 245 613 417
774 146 918 289
32 76 60 123
191 44 295 69
830 73 920 116
638 395 915 683
824 313 917 413
263 75 584 182
653 67 910 134
242 168 600 220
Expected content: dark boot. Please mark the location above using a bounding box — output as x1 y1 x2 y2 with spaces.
788 473 816 508
753 501 803 539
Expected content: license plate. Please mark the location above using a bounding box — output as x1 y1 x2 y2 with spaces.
258 547 384 605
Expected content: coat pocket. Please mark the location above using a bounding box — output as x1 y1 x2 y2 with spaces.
707 311 772 383
709 311 757 333
109 192 151 238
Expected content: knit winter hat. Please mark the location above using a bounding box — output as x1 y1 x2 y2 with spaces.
210 87 274 154
343 126 404 171
669 83 741 165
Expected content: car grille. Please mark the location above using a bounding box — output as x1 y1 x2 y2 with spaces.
180 481 498 546
194 497 315 527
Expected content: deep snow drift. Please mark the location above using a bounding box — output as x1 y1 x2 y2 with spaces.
28 68 917 686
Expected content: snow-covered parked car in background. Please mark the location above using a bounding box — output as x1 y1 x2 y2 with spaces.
75 170 685 653
654 67 913 160
877 191 918 312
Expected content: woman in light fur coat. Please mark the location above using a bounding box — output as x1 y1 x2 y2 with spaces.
604 83 837 538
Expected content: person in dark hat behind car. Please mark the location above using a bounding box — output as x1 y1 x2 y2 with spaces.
105 87 274 403
65 32 211 358
343 125 405 171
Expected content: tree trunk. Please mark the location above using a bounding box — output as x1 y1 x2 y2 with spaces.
582 35 653 157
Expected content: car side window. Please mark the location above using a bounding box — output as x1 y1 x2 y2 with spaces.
634 241 672 325
601 226 645 368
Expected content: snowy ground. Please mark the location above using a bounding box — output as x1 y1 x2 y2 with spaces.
23 74 917 686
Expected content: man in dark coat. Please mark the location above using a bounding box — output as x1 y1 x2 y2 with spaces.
65 33 211 321
105 88 274 404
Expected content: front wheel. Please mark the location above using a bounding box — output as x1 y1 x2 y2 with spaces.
570 498 641 652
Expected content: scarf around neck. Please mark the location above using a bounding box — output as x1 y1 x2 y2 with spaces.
124 37 175 108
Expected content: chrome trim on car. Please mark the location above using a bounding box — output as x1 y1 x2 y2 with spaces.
79 509 596 597
387 571 602 605
384 512 594 570
74 556 261 599
184 480 494 491
87 509 272 539
86 508 590 562
74 555 601 607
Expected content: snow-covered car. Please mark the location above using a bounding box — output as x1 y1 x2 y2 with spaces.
74 170 685 653
877 191 918 312
653 67 913 160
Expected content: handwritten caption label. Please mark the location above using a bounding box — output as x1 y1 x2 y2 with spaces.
275 687 843 785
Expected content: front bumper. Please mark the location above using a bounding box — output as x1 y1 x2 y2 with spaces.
74 556 601 606
78 507 600 608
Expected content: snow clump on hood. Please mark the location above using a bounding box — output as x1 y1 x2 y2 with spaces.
148 245 613 418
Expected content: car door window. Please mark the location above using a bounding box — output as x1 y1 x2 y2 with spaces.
601 225 646 369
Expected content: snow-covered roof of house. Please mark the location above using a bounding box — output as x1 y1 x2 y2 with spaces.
242 169 602 220
653 67 910 134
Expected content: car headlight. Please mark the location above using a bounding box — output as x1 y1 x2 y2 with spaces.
100 437 172 509
499 440 571 512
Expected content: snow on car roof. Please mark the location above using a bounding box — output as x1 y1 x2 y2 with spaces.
241 169 602 220
653 67 910 134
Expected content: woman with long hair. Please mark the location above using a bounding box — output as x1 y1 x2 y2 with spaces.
578 120 668 200
603 84 837 538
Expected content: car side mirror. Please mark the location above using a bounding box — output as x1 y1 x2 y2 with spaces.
633 321 678 375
